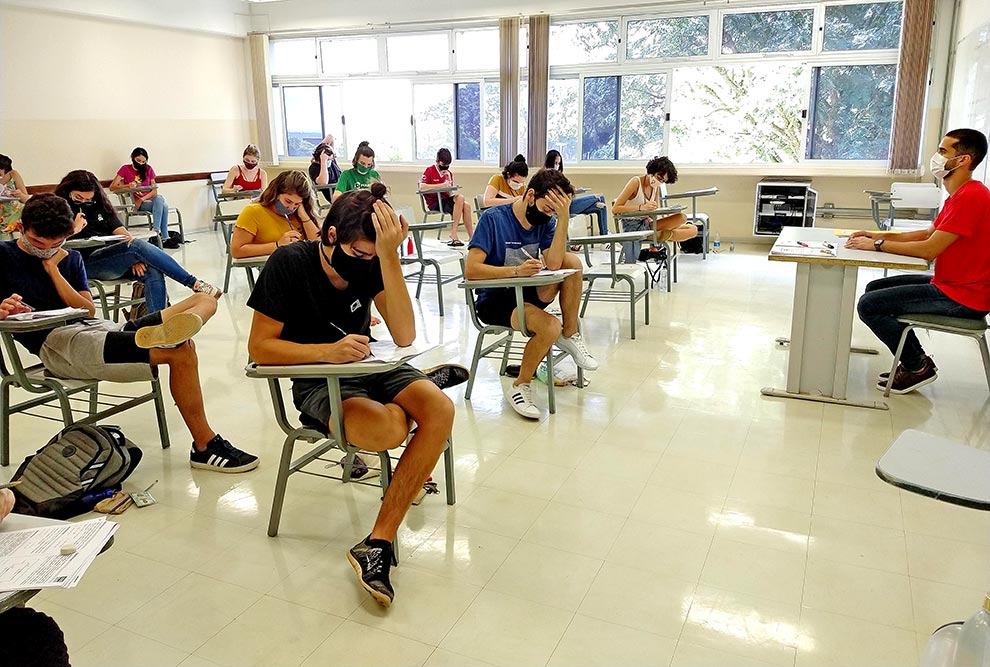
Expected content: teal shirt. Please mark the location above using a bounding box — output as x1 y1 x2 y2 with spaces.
335 168 381 194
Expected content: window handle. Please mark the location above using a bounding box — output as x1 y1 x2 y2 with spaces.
801 109 808 120
665 112 671 122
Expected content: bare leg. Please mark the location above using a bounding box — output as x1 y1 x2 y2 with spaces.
539 253 584 338
149 340 215 448
159 293 217 325
510 305 562 384
335 397 409 451
450 194 464 242
460 199 475 237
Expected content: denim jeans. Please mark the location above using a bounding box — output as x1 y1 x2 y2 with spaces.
619 217 650 264
84 239 196 313
569 194 608 235
857 274 988 369
138 195 169 237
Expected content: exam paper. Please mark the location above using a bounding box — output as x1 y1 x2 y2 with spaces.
0 517 117 592
362 340 438 363
534 269 579 278
6 307 90 322
770 241 837 258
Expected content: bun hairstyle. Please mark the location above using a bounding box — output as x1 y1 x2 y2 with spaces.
352 141 375 168
322 181 389 246
130 146 150 181
243 144 261 159
54 169 121 226
645 155 678 184
502 154 529 179
258 170 318 223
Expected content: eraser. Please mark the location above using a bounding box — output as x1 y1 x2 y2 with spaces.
60 543 76 556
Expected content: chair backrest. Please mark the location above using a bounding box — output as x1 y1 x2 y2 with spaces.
891 182 942 211
473 194 487 219
418 187 433 215
659 182 669 206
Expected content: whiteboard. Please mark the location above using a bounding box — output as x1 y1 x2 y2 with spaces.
946 22 990 185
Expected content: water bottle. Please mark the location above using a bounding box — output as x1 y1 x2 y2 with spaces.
81 488 116 505
952 593 990 666
921 623 962 667
712 231 721 254
729 240 735 252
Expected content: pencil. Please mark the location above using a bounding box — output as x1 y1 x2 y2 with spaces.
0 481 22 491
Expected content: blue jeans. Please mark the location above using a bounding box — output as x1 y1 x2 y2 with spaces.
138 195 169 237
569 194 608 235
857 274 988 370
84 239 196 313
619 217 650 264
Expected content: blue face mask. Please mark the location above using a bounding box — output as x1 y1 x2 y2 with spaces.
274 199 295 217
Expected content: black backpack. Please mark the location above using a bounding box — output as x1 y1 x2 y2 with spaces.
10 424 142 519
678 223 706 254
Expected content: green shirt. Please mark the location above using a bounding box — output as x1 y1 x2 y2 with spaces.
335 167 381 194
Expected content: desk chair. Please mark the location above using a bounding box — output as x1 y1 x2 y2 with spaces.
571 237 651 339
113 192 185 241
883 314 990 398
473 194 488 221
0 316 170 467
88 278 146 322
660 184 716 260
208 173 241 232
245 362 456 538
418 186 451 241
402 234 463 318
865 183 941 232
308 174 334 217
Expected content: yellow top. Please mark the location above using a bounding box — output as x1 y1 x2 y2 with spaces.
234 203 303 244
488 174 518 199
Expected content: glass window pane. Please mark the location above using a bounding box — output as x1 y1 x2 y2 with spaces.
619 74 667 160
582 76 619 160
670 64 807 163
413 84 454 161
456 29 498 71
270 39 318 76
807 64 897 160
627 16 709 59
520 26 529 67
518 79 528 158
484 81 500 163
456 83 482 161
342 79 413 162
387 33 450 72
549 21 619 65
722 10 813 54
320 86 345 159
320 38 379 75
547 78 579 162
824 2 903 51
272 86 285 157
282 86 323 157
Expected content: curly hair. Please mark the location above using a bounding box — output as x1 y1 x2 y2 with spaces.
21 193 74 239
645 156 678 184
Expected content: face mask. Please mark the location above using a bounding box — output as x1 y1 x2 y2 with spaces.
930 153 962 180
243 161 258 170
132 160 144 171
509 180 525 191
438 164 450 172
21 235 64 259
355 164 370 175
323 242 374 282
525 203 553 227
69 199 94 212
274 198 296 217
650 176 663 189
554 163 561 171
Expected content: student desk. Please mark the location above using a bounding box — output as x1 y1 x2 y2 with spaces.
403 221 464 317
64 230 158 250
112 186 155 196
0 196 21 203
762 227 929 410
613 206 686 289
217 189 261 201
416 184 460 196
662 186 718 259
573 187 591 194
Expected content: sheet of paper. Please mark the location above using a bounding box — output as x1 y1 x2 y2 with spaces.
534 269 579 278
362 340 439 363
6 307 90 322
0 517 117 592
770 241 837 258
89 235 128 242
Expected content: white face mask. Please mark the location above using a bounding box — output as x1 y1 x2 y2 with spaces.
930 152 962 180
509 180 525 191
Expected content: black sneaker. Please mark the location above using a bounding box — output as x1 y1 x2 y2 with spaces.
190 434 259 473
347 537 397 607
877 364 903 382
423 364 470 390
877 356 938 394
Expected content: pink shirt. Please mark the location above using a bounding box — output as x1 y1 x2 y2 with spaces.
116 164 157 204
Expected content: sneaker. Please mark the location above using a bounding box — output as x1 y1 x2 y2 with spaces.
877 365 902 382
503 380 541 419
556 332 599 371
135 312 203 349
190 434 259 473
347 537 396 607
192 279 222 299
877 356 938 394
423 364 470 390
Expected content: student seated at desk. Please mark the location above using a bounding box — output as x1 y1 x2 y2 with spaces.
466 169 599 419
0 154 30 230
56 170 222 311
420 147 474 247
231 170 320 259
246 183 454 608
109 147 175 247
483 154 528 208
612 156 696 263
222 144 268 195
333 141 381 202
309 134 341 204
0 194 259 472
847 128 990 395
544 149 608 236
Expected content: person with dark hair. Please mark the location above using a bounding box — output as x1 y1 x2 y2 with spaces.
0 153 30 231
483 154 529 208
0 194 259 472
109 147 175 247
222 144 268 195
231 170 320 259
309 134 342 203
466 169 599 419
612 156 697 263
847 128 990 394
420 147 474 246
55 170 221 311
544 150 609 237
246 182 455 608
333 141 380 202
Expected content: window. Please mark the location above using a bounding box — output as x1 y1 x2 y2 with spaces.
456 83 482 160
320 38 378 75
321 85 345 158
671 64 808 163
456 29 499 71
484 81 500 163
342 79 413 161
518 79 528 159
282 87 323 157
619 74 668 160
824 2 903 51
387 33 450 72
721 9 814 54
549 21 619 65
547 78 579 161
806 64 897 159
582 77 619 160
626 16 710 59
272 86 285 158
413 84 454 161
270 39 318 76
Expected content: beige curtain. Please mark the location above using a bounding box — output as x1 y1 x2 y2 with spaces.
499 18 520 166
527 15 550 167
889 0 936 171
248 34 277 166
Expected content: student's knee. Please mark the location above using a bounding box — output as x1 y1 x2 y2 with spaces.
561 253 582 269
454 193 464 205
856 293 880 319
681 224 698 239
190 292 218 316
533 313 562 340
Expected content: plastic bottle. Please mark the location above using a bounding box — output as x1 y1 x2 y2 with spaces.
921 623 962 667
81 488 116 505
952 593 990 666
729 240 735 252
712 231 721 254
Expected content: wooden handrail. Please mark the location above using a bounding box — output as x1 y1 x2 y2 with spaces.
26 171 224 195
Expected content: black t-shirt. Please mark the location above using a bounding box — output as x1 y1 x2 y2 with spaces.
246 240 384 345
0 241 90 354
66 203 122 258
308 159 340 204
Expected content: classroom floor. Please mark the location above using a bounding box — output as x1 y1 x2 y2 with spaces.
12 229 990 666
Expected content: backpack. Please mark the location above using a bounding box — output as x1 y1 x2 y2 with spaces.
10 424 142 519
678 223 706 254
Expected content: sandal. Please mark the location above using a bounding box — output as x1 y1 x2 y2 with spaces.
447 239 465 247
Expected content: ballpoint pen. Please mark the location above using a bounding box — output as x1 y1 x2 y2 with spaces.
0 481 21 491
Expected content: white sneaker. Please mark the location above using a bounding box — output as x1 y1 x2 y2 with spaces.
556 332 599 371
502 380 542 419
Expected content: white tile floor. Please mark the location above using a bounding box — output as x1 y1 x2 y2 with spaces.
8 229 990 666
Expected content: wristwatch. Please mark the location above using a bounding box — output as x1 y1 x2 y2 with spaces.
874 238 885 252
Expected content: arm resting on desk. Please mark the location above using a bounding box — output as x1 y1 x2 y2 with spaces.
465 247 539 280
248 311 371 365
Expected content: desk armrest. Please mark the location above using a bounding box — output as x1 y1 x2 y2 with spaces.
570 231 652 244
245 361 401 379
459 274 567 289
663 187 719 199
0 313 87 332
614 205 685 219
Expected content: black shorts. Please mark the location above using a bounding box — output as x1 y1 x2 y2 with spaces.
291 363 428 433
475 287 552 328
431 198 455 215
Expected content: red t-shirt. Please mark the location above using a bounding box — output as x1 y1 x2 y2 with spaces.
931 179 990 311
419 165 453 211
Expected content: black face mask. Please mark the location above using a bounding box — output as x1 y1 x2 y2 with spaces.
525 203 553 227
438 164 450 172
132 160 144 171
322 242 374 283
69 199 94 212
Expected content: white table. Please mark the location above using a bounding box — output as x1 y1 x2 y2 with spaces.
762 227 929 410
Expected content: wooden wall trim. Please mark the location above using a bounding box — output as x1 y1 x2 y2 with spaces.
26 171 221 194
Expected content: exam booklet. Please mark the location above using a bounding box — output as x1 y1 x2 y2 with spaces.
362 340 438 363
770 241 837 258
6 307 90 322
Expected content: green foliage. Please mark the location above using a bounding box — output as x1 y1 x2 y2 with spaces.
627 16 709 59
808 64 896 159
824 2 903 51
722 10 813 54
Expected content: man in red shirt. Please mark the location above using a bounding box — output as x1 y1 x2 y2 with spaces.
847 128 990 394
419 148 474 246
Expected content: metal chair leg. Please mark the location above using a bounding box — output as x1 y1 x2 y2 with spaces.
152 377 171 449
268 433 297 537
443 438 456 505
978 334 990 392
884 325 914 398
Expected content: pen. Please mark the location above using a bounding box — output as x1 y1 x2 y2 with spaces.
328 320 348 338
797 241 810 248
0 481 21 491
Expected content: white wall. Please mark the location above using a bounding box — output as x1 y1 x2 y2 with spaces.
0 0 249 36
0 5 256 230
944 0 990 184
